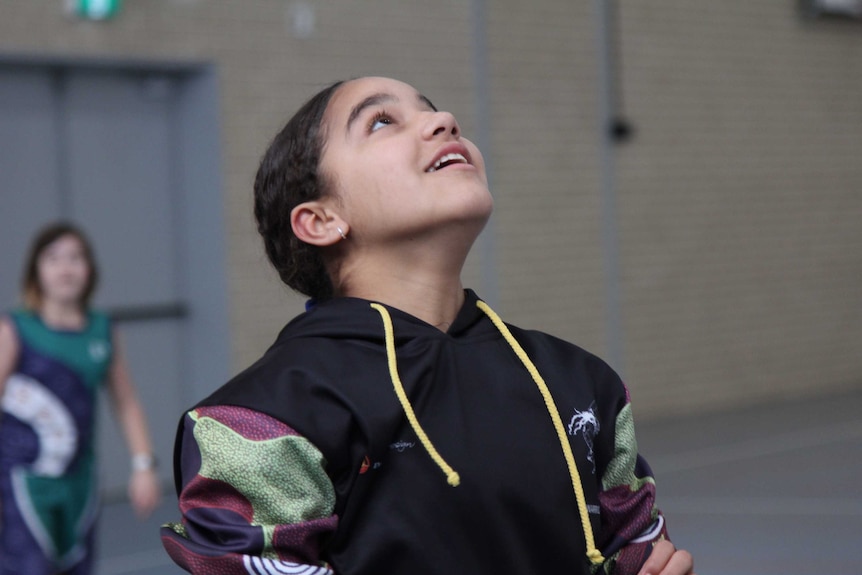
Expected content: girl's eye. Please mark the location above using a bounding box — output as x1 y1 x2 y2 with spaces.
369 111 393 132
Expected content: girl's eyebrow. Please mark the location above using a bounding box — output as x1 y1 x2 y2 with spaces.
419 94 438 112
347 93 397 132
345 92 439 133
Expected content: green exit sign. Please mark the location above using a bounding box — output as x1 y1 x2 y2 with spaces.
66 0 122 20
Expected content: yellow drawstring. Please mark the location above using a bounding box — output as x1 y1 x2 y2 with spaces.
476 300 606 566
370 303 460 487
370 300 605 566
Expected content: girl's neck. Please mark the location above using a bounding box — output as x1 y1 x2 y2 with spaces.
39 299 86 330
335 252 467 331
329 224 479 330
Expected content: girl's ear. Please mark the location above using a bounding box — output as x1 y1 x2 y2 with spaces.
291 201 348 247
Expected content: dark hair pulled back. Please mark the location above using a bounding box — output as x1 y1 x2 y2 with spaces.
253 80 344 301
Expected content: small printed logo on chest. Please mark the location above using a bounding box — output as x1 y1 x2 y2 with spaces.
89 339 109 362
389 440 415 453
567 401 600 474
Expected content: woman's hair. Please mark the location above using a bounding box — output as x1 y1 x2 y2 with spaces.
254 80 344 301
22 221 99 310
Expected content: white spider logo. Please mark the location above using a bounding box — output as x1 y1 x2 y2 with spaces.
567 401 599 473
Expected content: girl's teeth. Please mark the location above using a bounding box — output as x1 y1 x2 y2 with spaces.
429 153 467 172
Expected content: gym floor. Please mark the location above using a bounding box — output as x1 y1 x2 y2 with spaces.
96 386 862 575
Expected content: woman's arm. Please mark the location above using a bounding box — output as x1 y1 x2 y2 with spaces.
0 317 20 402
161 405 338 575
105 328 162 518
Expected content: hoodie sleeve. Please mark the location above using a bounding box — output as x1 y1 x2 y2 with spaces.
595 396 669 575
160 405 338 575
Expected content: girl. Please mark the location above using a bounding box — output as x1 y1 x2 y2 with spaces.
0 222 161 575
161 77 694 575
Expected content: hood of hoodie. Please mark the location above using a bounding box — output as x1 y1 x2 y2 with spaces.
279 288 495 344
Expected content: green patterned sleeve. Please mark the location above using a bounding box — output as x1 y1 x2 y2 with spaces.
161 405 338 575
595 399 669 575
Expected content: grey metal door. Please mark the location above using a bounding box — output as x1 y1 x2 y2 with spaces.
0 63 226 496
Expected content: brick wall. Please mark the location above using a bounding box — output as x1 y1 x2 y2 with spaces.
1 0 859 417
615 4 862 414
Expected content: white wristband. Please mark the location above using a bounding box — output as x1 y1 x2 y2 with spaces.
131 453 156 472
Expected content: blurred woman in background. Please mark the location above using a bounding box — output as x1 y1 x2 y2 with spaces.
0 221 161 575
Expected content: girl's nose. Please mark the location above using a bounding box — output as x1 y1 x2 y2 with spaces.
423 111 460 139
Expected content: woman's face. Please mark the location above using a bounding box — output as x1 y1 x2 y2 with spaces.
37 234 90 306
319 77 493 246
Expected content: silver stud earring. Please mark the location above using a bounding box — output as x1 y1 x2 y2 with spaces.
337 227 347 240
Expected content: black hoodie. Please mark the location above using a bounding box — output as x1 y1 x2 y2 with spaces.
168 290 661 574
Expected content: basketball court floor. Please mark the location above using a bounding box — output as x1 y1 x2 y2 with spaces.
95 386 862 575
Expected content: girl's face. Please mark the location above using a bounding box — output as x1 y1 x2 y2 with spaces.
319 77 493 246
36 234 91 307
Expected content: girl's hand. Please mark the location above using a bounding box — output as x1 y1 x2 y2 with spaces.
638 540 695 575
